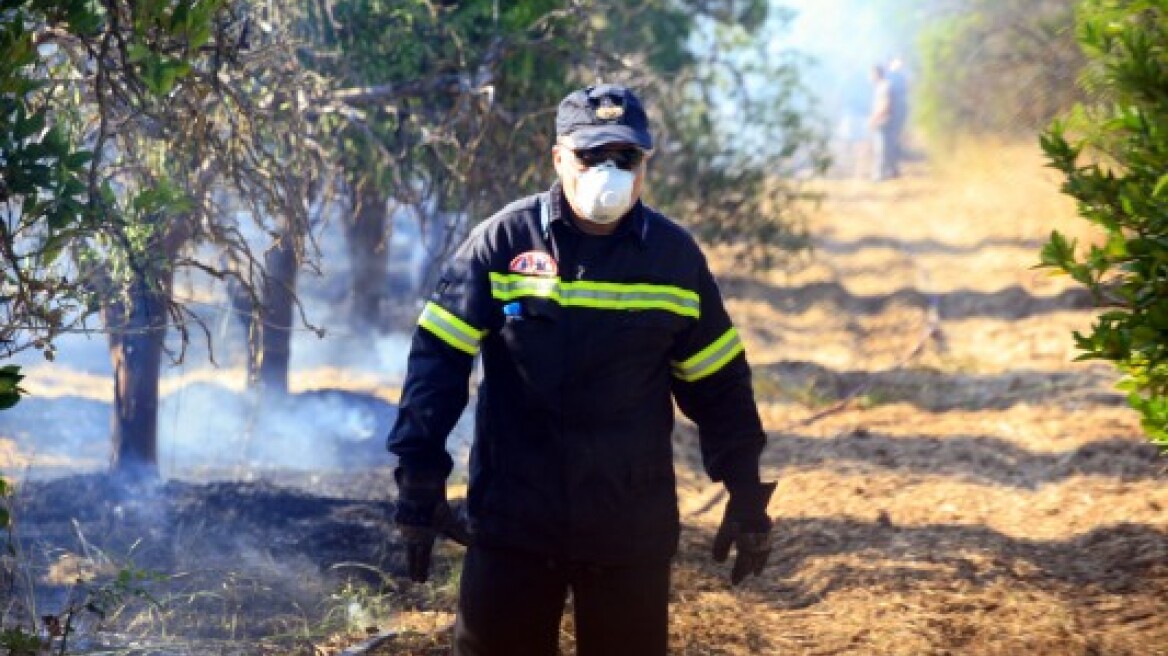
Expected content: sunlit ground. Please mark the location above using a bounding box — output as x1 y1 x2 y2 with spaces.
4 139 1168 655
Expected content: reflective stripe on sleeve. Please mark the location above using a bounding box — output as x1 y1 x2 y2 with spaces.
418 302 485 355
671 327 745 382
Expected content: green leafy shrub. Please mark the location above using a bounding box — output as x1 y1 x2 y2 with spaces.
1039 0 1168 446
915 0 1084 140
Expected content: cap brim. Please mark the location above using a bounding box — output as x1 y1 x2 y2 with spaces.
566 125 653 151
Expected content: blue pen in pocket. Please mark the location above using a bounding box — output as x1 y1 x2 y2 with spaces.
503 302 523 320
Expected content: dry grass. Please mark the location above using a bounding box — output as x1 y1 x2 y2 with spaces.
666 140 1168 656
5 140 1168 655
359 141 1168 655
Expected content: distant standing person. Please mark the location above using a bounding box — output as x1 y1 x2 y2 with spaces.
386 83 776 656
887 57 909 169
868 64 899 180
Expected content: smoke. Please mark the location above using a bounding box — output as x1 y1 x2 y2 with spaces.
0 5 911 484
780 0 904 66
684 1 913 174
0 265 477 486
774 0 912 165
0 174 489 485
778 0 907 109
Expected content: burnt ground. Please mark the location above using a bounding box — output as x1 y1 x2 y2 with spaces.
4 143 1168 655
6 471 407 654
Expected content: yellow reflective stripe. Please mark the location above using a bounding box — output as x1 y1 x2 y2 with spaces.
561 281 699 317
490 273 561 301
489 273 700 318
418 302 484 355
671 327 745 382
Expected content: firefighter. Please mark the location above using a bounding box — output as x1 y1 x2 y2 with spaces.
387 83 775 656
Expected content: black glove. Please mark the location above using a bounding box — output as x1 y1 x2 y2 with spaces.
394 469 472 583
712 481 777 586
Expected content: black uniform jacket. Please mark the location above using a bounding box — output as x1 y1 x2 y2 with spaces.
387 182 767 564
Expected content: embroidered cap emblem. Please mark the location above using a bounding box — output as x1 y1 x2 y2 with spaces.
595 99 624 121
509 251 558 277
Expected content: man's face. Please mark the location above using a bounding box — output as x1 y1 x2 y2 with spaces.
553 140 648 230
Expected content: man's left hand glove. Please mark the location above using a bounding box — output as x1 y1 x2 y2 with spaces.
712 481 777 586
394 469 471 583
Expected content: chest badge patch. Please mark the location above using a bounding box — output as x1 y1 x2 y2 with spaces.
509 250 558 277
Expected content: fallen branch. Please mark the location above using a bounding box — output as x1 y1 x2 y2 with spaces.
337 629 400 656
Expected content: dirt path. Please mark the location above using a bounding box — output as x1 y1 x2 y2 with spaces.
666 143 1168 655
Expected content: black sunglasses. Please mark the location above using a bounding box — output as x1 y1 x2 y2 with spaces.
572 147 645 170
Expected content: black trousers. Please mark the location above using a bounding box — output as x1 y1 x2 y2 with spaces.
452 545 671 656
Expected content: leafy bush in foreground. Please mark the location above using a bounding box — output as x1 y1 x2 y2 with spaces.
1040 0 1168 446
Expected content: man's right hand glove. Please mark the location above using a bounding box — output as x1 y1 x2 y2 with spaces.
394 469 472 583
712 481 777 586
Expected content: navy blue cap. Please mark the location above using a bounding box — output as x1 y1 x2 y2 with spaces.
555 84 653 151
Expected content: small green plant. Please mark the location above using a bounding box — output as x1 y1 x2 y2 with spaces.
0 627 44 656
45 560 164 654
0 379 41 655
856 389 897 409
1039 0 1168 446
79 564 161 621
322 577 394 636
0 477 10 537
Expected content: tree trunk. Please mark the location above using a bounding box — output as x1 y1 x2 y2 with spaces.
254 234 298 397
104 273 171 478
225 216 303 398
343 182 390 328
101 205 198 479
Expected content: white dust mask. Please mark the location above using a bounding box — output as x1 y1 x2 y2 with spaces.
573 161 636 224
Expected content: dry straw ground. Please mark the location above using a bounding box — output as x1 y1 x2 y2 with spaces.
346 142 1168 654
5 141 1168 655
658 141 1168 656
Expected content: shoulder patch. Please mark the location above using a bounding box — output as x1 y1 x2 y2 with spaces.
509 250 559 277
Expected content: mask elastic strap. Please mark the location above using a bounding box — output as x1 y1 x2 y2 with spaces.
539 191 563 263
540 192 551 239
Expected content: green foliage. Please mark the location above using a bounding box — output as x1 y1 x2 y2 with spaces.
299 0 822 266
0 627 44 655
301 0 567 207
884 0 1085 142
647 10 828 265
114 0 223 95
0 472 9 532
0 4 100 354
0 0 215 355
3 0 313 343
4 1 316 477
81 565 162 621
0 364 25 410
1039 0 1168 446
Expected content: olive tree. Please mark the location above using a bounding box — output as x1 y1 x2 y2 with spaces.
2 0 318 476
297 0 826 307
